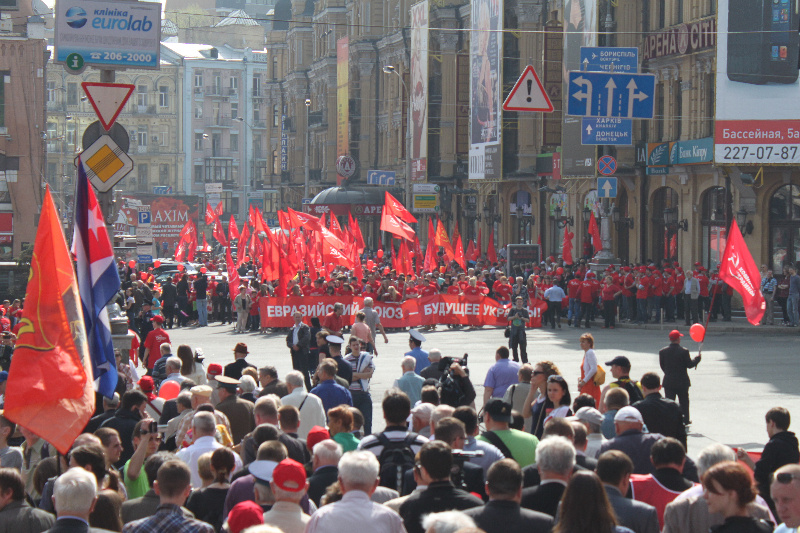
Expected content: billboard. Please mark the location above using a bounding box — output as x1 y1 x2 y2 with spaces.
337 37 349 185
715 0 800 164
411 1 429 182
55 0 161 70
115 194 200 257
561 0 597 177
469 0 503 180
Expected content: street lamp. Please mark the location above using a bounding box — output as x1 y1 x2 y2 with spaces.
553 205 574 229
582 207 592 224
663 207 688 231
736 208 754 235
382 65 412 208
611 206 634 230
304 98 311 200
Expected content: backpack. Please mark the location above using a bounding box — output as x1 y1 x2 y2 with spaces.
617 378 644 404
376 432 418 493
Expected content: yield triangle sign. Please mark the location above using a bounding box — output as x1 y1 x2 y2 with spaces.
502 65 554 112
82 82 135 131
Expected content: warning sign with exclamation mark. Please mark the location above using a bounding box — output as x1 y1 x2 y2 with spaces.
502 65 554 113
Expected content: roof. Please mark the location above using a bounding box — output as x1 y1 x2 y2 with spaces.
161 19 178 36
215 9 260 27
310 186 397 205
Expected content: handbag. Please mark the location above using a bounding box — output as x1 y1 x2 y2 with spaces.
593 365 606 386
504 326 511 338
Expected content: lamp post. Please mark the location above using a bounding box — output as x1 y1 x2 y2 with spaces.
736 208 753 235
612 206 634 230
304 98 311 200
382 65 412 208
234 116 251 211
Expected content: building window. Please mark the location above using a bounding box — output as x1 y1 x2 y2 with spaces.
138 164 149 191
231 103 238 119
273 104 280 127
46 81 56 103
194 164 204 183
252 76 261 97
253 106 261 122
67 82 78 106
159 164 170 185
137 85 148 107
272 149 279 174
159 86 169 107
195 106 203 119
253 134 263 159
272 56 278 80
230 133 239 152
46 122 57 152
66 123 76 149
138 126 148 146
230 77 238 91
160 129 169 146
194 71 203 87
701 187 732 268
194 133 204 151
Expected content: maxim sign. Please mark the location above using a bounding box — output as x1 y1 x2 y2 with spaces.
642 17 716 61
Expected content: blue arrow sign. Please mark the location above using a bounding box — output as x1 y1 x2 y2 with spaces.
581 117 633 145
580 47 639 73
567 71 655 119
367 170 396 185
597 177 618 198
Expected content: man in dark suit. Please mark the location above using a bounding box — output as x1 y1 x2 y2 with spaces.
520 435 574 517
633 372 687 448
596 450 660 533
224 342 257 380
160 277 177 329
419 349 444 381
658 330 701 425
307 439 342 506
259 366 289 398
286 311 312 390
47 467 112 533
465 459 553 533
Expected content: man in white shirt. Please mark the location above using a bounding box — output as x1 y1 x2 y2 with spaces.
305 451 406 533
279 371 326 439
176 411 242 488
158 357 188 393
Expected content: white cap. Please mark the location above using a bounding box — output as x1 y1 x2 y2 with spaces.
248 460 278 484
325 335 345 345
409 329 426 343
614 406 644 424
570 406 604 426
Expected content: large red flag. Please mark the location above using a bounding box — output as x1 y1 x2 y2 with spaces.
487 229 498 263
329 213 344 239
434 219 455 260
452 222 466 271
215 201 224 219
205 203 216 225
202 233 212 252
466 239 475 263
349 212 365 254
562 226 574 265
228 216 240 242
213 219 228 247
424 218 436 272
588 211 602 253
5 188 94 454
287 208 321 232
719 223 765 325
384 192 417 223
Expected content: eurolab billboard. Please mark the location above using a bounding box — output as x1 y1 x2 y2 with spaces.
55 0 161 70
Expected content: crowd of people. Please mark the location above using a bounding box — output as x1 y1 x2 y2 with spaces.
0 298 795 533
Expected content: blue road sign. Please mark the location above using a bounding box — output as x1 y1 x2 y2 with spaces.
138 211 151 225
580 47 639 73
581 117 633 145
597 177 618 198
153 186 173 195
367 170 396 185
567 71 655 119
137 254 153 264
597 155 617 176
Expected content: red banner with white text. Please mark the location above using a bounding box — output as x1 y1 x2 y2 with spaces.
259 295 546 329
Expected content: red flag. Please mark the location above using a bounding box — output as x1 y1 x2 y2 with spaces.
237 224 250 267
287 208 321 232
322 238 354 269
215 202 224 219
384 192 417 224
228 216 240 242
202 233 212 252
452 222 466 271
380 212 416 241
562 226 574 265
252 207 267 235
205 203 216 225
588 211 602 253
466 239 475 263
487 229 497 263
319 212 327 233
719 223 765 325
669 232 678 259
434 219 455 260
174 238 188 262
398 239 412 275
349 212 365 254
5 188 94 454
424 218 436 272
227 245 240 298
213 219 228 247
329 214 343 239
413 236 423 277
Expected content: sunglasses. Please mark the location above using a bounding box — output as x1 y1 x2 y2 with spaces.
775 472 798 484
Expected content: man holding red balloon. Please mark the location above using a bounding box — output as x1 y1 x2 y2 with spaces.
659 329 702 426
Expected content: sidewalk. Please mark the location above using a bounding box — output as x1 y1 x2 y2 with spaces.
595 316 797 335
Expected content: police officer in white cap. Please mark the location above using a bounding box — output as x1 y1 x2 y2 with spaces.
405 329 429 374
248 460 278 510
325 335 353 384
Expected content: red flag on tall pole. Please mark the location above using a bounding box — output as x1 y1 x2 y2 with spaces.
5 188 95 454
588 211 602 253
452 222 466 271
719 223 765 325
487 229 497 263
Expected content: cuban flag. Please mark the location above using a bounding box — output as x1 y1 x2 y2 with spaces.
72 157 121 398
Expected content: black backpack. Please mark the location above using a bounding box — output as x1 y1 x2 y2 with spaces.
618 378 644 404
376 432 417 493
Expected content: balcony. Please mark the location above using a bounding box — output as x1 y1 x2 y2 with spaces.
205 116 233 128
193 87 203 97
308 109 327 128
203 148 233 159
132 105 156 115
227 88 239 99
205 86 223 97
252 120 267 129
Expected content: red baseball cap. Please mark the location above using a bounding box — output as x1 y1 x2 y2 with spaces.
227 501 263 533
306 426 330 451
207 363 223 377
669 330 684 341
272 458 307 492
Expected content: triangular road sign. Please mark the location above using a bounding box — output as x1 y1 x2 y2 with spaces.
502 65 554 112
81 82 135 131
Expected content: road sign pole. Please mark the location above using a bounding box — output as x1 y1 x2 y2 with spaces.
98 69 115 234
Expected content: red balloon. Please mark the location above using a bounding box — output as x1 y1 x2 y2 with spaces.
177 264 185 271
158 380 179 400
154 260 161 268
689 323 706 343
139 272 148 280
200 267 207 273
377 249 384 259
128 260 136 268
367 260 374 270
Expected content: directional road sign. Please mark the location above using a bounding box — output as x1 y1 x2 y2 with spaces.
567 71 655 119
367 170 396 185
82 82 135 130
502 65 554 112
597 155 617 176
75 135 134 193
597 176 618 198
580 47 639 73
581 117 633 145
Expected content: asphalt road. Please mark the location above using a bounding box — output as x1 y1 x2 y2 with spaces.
158 320 800 459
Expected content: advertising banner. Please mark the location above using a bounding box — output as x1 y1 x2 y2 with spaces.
259 295 546 328
55 0 161 70
648 137 714 173
336 38 349 184
115 194 200 256
469 0 502 180
561 0 597 177
715 0 800 164
411 1 429 182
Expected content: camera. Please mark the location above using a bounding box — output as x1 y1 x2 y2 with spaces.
450 449 484 491
439 353 468 372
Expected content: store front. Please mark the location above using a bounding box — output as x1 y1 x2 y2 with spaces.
651 187 680 264
768 184 800 270
701 186 732 268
